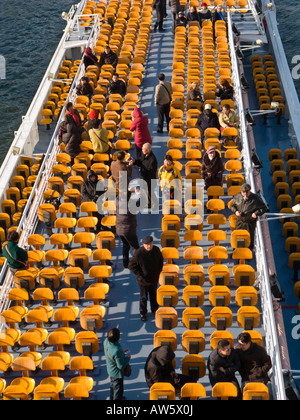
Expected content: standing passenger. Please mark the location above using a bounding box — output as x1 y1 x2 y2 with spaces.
155 73 173 133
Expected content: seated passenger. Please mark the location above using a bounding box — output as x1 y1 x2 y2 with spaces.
187 6 200 24
175 11 188 28
219 103 240 132
99 45 118 69
217 79 234 101
195 103 220 142
145 345 191 391
199 2 212 27
107 73 127 99
76 76 94 100
236 332 272 388
88 118 111 154
83 47 99 70
207 339 241 398
202 146 224 190
186 82 203 105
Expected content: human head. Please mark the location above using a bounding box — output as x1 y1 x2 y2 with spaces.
107 328 120 343
222 104 231 115
220 79 230 89
88 170 97 183
217 4 223 11
217 339 232 356
201 2 208 9
112 73 119 82
158 73 165 82
66 102 74 112
240 183 251 198
204 103 212 111
142 143 152 156
207 146 216 160
80 76 89 85
190 6 197 13
142 236 154 251
7 230 19 243
105 45 111 54
164 154 173 168
237 332 252 351
117 151 126 161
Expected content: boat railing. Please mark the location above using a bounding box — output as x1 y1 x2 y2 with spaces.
227 10 286 400
0 10 102 313
247 0 265 35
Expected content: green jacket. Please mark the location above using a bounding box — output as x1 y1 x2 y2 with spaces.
104 338 130 379
3 241 28 269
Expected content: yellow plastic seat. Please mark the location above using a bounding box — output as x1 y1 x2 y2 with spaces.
183 265 205 286
235 286 258 307
209 286 231 307
69 356 94 393
212 382 238 400
210 307 233 330
181 354 206 381
233 264 256 286
157 285 179 307
155 307 178 330
153 330 178 352
64 267 85 289
150 383 176 400
182 307 205 330
75 331 99 358
210 331 234 350
237 306 260 330
182 286 205 307
243 383 269 400
47 330 71 367
180 383 206 400
182 330 205 354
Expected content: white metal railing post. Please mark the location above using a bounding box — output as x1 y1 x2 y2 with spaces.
227 10 286 400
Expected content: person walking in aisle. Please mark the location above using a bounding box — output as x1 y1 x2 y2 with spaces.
134 143 158 209
129 108 152 159
128 236 164 322
104 328 131 400
155 73 173 134
153 0 165 32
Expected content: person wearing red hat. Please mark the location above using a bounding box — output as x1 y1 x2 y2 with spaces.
130 108 152 159
201 146 224 190
199 2 211 27
85 109 99 142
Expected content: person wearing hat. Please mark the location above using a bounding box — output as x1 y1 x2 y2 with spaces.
201 145 224 190
128 236 164 322
231 184 268 250
195 103 220 143
199 2 212 27
175 11 188 29
158 154 182 199
85 109 99 142
88 116 112 154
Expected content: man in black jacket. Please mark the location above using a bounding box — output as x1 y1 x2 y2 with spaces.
208 339 241 398
195 104 220 142
231 183 268 250
153 0 165 32
134 143 158 209
128 236 164 322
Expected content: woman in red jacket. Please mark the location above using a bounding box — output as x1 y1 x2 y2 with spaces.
130 108 152 159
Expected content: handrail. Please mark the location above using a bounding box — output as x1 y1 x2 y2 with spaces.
227 10 286 400
0 11 102 313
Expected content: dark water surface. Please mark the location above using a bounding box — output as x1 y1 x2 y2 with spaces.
0 0 299 164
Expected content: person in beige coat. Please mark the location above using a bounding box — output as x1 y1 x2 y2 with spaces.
219 104 240 132
154 73 173 133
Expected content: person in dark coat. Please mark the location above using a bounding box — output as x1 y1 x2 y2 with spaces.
134 143 158 209
111 151 133 192
231 183 268 250
107 73 127 99
236 332 272 387
195 104 220 142
207 339 241 398
128 236 164 321
130 108 152 159
186 82 203 106
62 103 82 161
175 11 188 29
145 346 191 391
212 4 226 25
83 47 99 70
187 6 200 24
116 192 139 269
81 169 103 231
153 0 165 32
201 146 224 190
76 76 94 100
198 2 212 27
99 46 118 69
217 79 234 101
3 230 28 275
169 0 181 33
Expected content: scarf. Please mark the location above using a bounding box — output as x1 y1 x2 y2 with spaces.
217 11 224 20
84 48 97 64
66 110 80 126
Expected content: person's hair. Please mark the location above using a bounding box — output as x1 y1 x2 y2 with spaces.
117 151 126 161
90 118 101 129
81 76 89 83
237 332 252 344
112 73 119 78
223 103 231 111
164 154 173 163
7 230 19 242
105 45 111 50
217 339 230 350
107 328 120 343
143 142 152 150
158 73 165 81
220 79 230 89
66 102 73 111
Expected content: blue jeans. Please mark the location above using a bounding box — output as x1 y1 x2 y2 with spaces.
110 377 124 400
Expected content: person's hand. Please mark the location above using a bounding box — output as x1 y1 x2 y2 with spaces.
252 213 257 219
219 367 225 374
236 211 241 217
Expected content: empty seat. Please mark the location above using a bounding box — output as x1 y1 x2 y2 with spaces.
243 383 269 400
181 354 206 382
212 382 238 400
182 307 205 330
180 383 206 400
235 286 258 306
157 285 179 307
209 286 231 307
237 306 260 330
155 307 178 330
182 330 205 354
182 286 205 307
153 330 178 352
150 383 176 400
210 331 234 350
210 307 233 330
